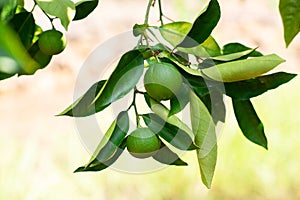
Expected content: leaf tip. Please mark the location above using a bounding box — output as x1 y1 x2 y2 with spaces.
74 166 85 173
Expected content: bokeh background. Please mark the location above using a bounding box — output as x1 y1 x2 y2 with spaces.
1 0 300 199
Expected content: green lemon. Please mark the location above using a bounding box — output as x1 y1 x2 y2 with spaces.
144 62 183 101
127 128 161 159
38 30 66 55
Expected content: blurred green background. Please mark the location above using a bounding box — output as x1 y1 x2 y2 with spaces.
0 0 300 199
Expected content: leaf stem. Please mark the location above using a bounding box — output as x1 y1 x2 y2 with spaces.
127 87 142 127
158 0 164 25
144 0 154 24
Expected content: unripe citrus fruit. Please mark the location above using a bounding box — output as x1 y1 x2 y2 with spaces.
127 128 161 159
144 62 182 101
38 30 66 55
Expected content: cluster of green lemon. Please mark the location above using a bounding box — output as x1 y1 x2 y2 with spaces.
127 62 183 158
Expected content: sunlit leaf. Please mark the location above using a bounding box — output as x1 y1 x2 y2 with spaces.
159 21 221 57
36 0 76 30
0 22 39 75
211 49 255 62
202 54 285 82
190 91 217 188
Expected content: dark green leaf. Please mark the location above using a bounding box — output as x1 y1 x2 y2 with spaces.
223 43 263 57
73 0 99 21
0 71 14 80
178 0 220 48
152 141 188 166
58 80 106 116
142 113 198 150
59 50 144 117
232 99 268 149
199 89 226 123
169 83 190 116
0 0 18 21
74 138 127 172
94 111 129 163
75 112 129 172
94 50 144 111
9 11 35 49
143 93 194 137
279 0 300 47
225 72 297 100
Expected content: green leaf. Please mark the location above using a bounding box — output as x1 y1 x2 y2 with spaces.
279 0 300 47
199 89 226 124
180 70 210 97
0 22 39 74
0 71 14 80
144 93 194 139
178 0 220 48
60 50 144 117
152 141 188 166
169 83 190 116
211 49 256 62
160 22 221 57
190 90 217 188
73 0 99 21
133 23 148 37
35 0 75 30
89 111 129 164
142 113 198 150
202 54 285 82
232 99 268 149
158 50 203 76
74 138 127 173
58 80 106 116
222 43 263 57
159 21 191 47
93 50 144 111
0 0 18 21
9 11 35 49
197 145 217 189
224 72 297 100
75 112 129 172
